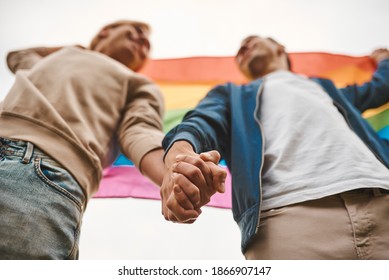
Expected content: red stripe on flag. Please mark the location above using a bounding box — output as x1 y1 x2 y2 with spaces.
139 54 376 83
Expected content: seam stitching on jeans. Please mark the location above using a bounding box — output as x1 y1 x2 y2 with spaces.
33 157 82 211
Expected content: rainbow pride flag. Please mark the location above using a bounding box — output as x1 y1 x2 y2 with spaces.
94 53 389 208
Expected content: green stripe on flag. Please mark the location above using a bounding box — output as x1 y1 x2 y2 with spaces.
366 109 389 132
163 108 191 133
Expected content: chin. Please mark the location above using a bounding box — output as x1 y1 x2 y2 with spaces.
247 69 265 80
248 58 267 79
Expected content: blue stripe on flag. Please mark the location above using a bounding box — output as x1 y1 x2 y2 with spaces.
113 154 134 166
378 126 389 141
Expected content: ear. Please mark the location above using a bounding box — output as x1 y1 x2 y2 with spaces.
276 44 286 56
98 28 110 39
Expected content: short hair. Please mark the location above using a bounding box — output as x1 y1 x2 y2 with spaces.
89 20 151 50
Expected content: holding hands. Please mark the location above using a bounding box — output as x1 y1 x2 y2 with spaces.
161 141 227 223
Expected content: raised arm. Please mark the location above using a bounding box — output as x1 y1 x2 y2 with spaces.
6 46 65 73
371 48 389 65
340 48 389 112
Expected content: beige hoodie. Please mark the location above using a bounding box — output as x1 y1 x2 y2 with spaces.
0 46 164 199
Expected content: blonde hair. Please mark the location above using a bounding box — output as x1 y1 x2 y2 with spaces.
89 20 151 50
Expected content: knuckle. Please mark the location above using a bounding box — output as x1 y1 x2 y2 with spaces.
174 212 186 221
193 159 206 170
186 188 200 199
185 156 207 170
166 198 175 209
176 194 189 205
211 150 221 161
173 174 186 186
214 168 224 176
188 168 202 180
167 213 176 221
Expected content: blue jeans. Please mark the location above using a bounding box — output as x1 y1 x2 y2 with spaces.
0 137 85 259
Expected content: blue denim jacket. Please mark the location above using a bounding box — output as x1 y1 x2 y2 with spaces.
163 59 389 253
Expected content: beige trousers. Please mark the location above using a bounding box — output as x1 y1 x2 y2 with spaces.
245 188 389 260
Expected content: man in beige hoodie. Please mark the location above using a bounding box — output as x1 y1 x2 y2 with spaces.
0 20 225 259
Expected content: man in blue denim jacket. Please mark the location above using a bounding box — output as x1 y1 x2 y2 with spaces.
161 36 389 259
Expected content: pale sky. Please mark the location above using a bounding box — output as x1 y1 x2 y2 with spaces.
1 0 389 259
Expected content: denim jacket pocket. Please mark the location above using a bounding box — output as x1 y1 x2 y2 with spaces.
34 157 84 212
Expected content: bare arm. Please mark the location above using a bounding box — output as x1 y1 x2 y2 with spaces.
139 148 166 186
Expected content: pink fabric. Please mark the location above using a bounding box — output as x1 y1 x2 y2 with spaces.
94 166 232 209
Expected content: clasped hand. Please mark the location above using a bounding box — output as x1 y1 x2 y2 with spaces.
160 142 227 223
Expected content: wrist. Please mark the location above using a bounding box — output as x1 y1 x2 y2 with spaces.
164 140 195 168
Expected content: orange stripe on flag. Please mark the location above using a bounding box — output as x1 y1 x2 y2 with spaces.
160 83 214 110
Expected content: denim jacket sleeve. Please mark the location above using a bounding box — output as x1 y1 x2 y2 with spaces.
162 83 231 157
340 59 389 112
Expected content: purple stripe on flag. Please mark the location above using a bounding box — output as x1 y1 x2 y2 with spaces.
95 166 232 209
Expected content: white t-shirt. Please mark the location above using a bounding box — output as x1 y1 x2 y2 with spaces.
259 70 389 210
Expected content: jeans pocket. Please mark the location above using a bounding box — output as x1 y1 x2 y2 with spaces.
34 157 83 212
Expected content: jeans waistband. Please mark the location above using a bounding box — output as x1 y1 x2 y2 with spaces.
0 137 54 164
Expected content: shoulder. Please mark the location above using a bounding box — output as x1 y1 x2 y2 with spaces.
126 72 160 93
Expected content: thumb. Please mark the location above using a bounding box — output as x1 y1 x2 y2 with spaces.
200 150 226 193
211 166 226 193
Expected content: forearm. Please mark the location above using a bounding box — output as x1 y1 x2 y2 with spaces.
139 148 166 186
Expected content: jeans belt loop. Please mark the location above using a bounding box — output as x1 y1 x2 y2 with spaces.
22 142 34 164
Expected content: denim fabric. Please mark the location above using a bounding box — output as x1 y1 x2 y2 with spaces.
0 137 85 259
